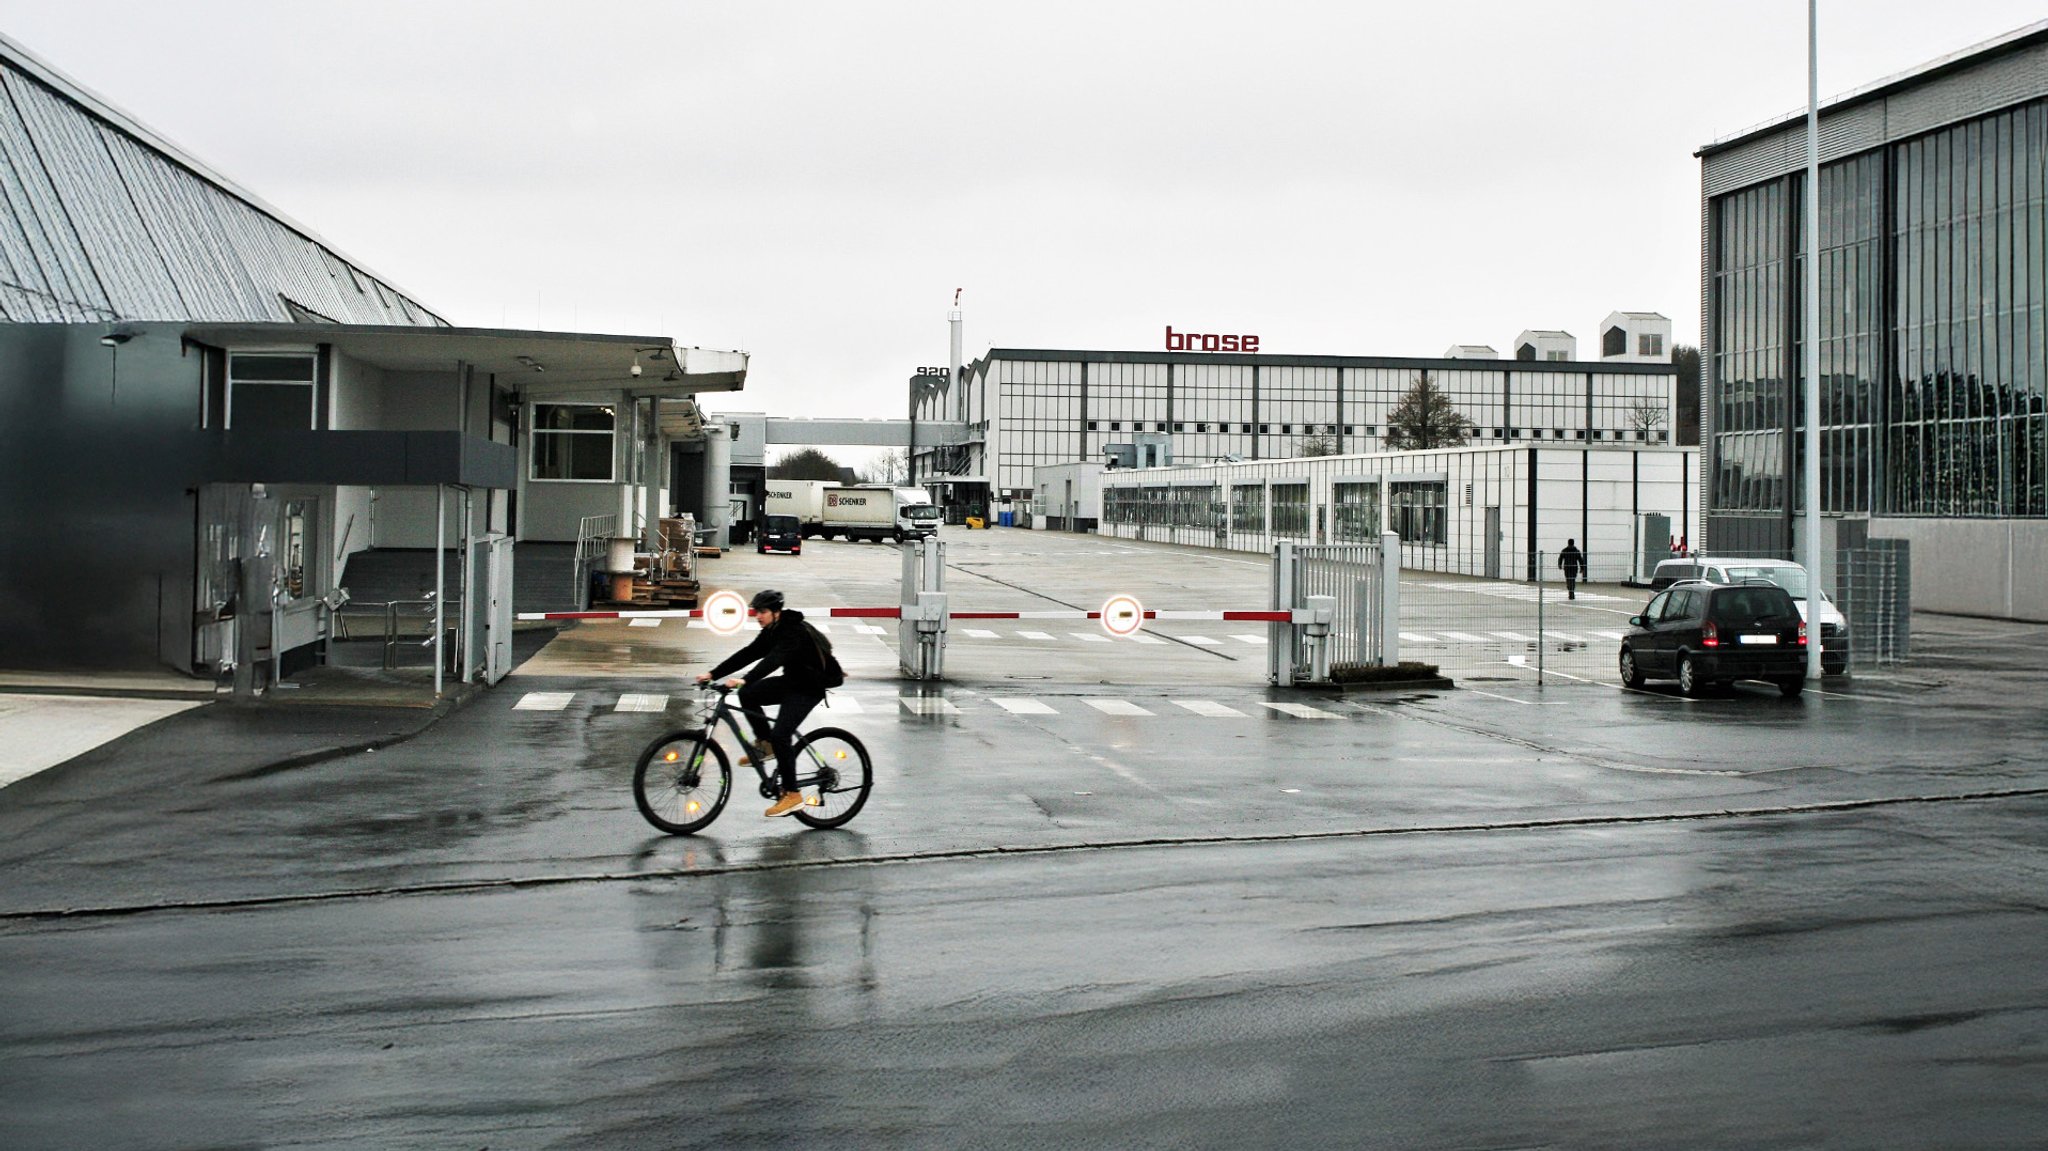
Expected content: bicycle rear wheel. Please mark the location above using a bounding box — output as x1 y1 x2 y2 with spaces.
633 730 731 835
789 726 872 829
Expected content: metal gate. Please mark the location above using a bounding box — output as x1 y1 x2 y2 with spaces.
899 538 947 679
1270 532 1400 686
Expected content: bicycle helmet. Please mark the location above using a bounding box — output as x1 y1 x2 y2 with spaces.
750 589 785 612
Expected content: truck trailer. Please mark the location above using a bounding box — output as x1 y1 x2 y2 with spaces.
820 485 942 542
762 479 833 537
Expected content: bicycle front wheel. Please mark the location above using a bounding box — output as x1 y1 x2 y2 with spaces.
789 727 872 829
633 730 731 835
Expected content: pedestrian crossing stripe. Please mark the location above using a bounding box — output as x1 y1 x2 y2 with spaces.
991 698 1058 714
899 697 961 715
1173 699 1247 717
963 628 1000 638
1183 636 1223 646
1490 631 1537 642
1230 634 1267 645
614 693 667 712
628 618 662 628
513 692 575 711
1258 701 1343 719
1129 633 1167 645
1018 630 1056 640
1070 632 1112 643
1084 699 1152 716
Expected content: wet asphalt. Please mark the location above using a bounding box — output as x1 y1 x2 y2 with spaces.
2 528 2046 1149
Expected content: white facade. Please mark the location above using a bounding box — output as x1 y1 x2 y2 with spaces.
1097 443 1699 583
911 349 1681 505
1442 344 1499 359
1598 311 1673 362
1032 461 1106 529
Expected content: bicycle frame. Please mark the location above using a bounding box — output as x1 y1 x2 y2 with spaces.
694 686 833 793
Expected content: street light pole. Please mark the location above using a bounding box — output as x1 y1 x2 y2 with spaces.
1803 0 1824 681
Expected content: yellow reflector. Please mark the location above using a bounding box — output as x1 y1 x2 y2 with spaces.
664 750 679 762
686 801 700 814
835 749 847 759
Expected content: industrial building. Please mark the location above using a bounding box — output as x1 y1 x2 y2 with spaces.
0 32 746 677
910 333 1680 523
1698 20 2048 619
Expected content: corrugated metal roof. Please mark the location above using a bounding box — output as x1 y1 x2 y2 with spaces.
0 34 446 326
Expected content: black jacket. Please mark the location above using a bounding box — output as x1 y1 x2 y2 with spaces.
708 609 828 691
1558 545 1585 576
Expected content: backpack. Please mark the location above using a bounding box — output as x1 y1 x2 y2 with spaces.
801 620 846 688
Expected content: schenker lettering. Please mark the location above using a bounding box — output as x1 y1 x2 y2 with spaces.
1165 325 1260 353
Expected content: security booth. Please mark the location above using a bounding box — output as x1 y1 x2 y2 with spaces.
0 322 745 694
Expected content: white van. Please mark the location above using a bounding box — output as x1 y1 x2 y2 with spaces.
1648 557 1849 674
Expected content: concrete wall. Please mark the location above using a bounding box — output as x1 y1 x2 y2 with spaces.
1872 518 2048 621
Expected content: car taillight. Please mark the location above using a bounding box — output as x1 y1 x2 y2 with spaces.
1701 620 1718 647
1798 622 1808 645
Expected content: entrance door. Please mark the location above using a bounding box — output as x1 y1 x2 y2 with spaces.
483 534 514 683
1484 506 1501 579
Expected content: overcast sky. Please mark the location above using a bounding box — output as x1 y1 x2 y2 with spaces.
2 1 2042 458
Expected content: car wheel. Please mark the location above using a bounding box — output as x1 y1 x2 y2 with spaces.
1777 676 1805 698
1619 646 1644 689
1677 654 1704 697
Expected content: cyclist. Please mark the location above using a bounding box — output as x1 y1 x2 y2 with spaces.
694 589 830 818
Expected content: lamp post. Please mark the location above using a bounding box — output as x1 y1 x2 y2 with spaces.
1802 0 1823 681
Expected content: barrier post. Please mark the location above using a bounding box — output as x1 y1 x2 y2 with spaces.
1302 594 1336 683
1271 542 1296 686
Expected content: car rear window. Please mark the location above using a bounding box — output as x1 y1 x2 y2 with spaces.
1710 587 1794 625
765 515 798 530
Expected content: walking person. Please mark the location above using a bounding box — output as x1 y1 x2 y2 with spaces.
695 589 831 817
1558 538 1585 600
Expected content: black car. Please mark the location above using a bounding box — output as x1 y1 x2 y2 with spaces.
757 514 802 555
1619 580 1810 697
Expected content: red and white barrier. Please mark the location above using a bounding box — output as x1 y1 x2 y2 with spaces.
514 607 1293 622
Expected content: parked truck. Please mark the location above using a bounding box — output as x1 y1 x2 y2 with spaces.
820 484 943 542
762 479 833 537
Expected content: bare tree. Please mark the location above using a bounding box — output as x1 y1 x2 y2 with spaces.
1384 371 1469 450
1299 430 1338 457
1627 397 1670 440
861 448 908 484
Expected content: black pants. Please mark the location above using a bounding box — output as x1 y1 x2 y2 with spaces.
737 677 824 792
1564 572 1578 599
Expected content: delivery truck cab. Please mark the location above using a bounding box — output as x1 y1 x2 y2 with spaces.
820 485 943 543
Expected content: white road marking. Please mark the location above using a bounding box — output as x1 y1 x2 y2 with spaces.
1540 631 1583 642
1018 630 1056 640
821 695 864 713
1127 633 1167 644
899 697 961 715
614 693 668 712
1085 699 1154 716
1070 632 1113 643
1182 635 1223 646
0 695 203 789
1230 634 1268 645
1490 631 1538 642
1437 631 1494 643
1173 699 1247 718
1399 632 1438 644
513 692 575 711
992 698 1059 715
628 618 662 628
1258 701 1343 719
807 621 833 633
1589 630 1628 640
686 620 710 629
963 628 1000 638
853 624 887 635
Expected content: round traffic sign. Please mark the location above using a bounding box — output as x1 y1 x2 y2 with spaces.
1100 594 1144 638
701 588 748 636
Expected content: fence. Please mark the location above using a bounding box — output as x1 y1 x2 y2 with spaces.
1272 540 1393 685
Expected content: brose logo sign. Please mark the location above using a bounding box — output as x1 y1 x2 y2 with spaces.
1165 325 1260 353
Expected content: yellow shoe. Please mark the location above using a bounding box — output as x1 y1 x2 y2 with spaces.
737 740 772 766
764 791 806 818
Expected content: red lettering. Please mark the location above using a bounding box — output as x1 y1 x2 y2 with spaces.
1164 325 1261 353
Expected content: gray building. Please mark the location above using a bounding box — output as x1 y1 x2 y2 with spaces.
1698 20 2048 619
0 33 745 676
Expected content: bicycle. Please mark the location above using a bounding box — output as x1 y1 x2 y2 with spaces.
632 682 873 834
